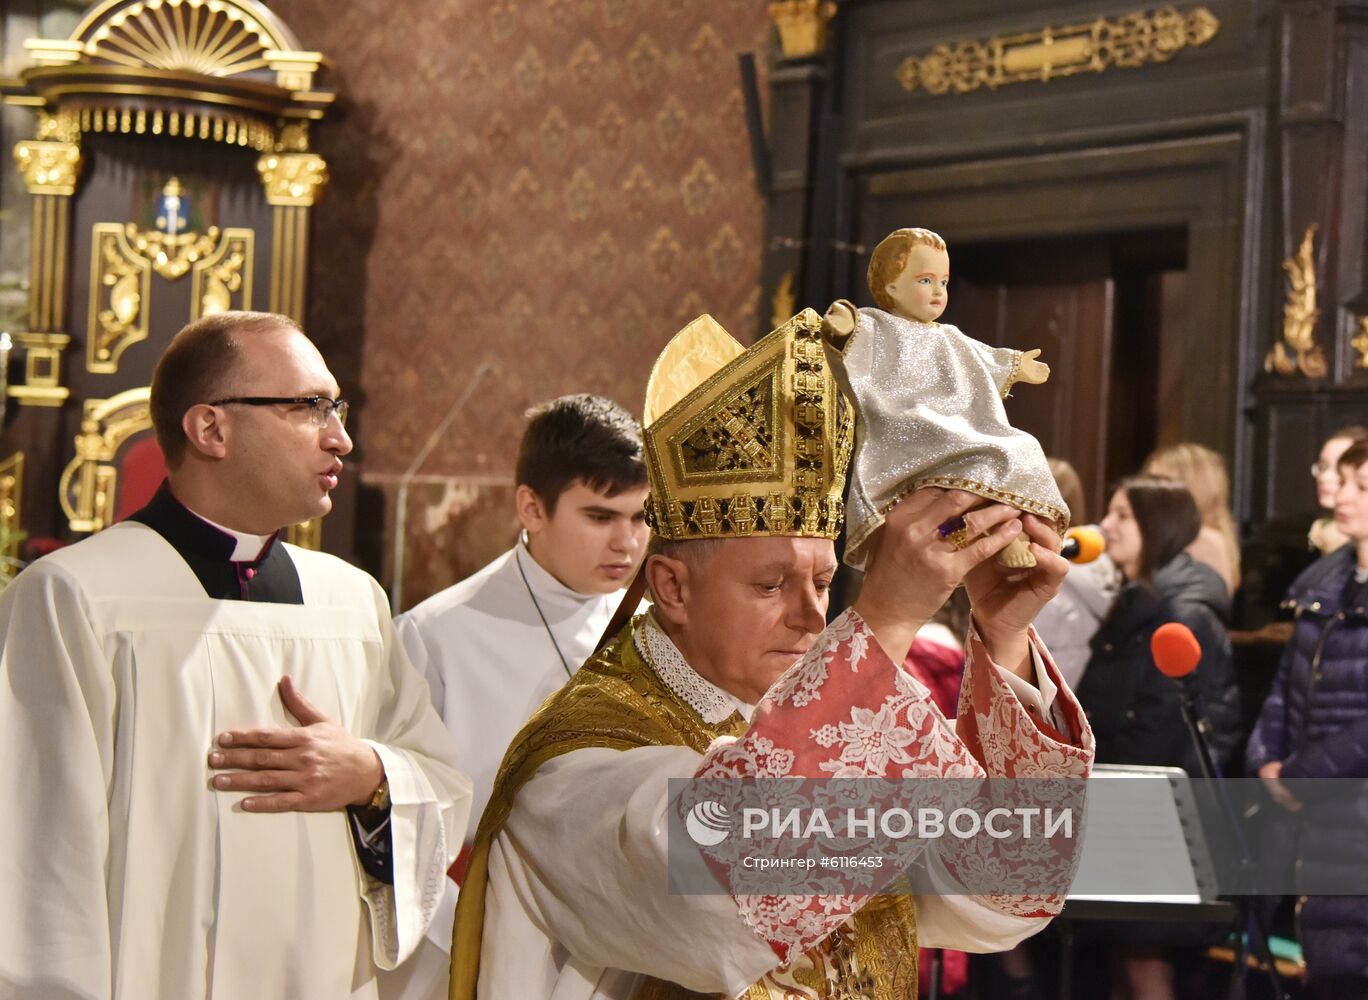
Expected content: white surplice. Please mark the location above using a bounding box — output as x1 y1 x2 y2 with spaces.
385 541 621 997
474 615 1090 999
0 522 471 1000
397 540 621 836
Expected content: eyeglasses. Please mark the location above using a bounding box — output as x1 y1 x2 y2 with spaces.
210 395 349 428
1311 461 1338 478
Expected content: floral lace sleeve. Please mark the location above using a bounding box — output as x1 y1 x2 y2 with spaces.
955 625 1093 778
691 609 1094 963
948 626 1095 919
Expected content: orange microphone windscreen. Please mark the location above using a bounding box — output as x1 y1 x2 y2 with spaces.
1151 621 1202 678
1064 525 1105 564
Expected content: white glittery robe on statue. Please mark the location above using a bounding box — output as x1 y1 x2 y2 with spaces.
830 308 1068 568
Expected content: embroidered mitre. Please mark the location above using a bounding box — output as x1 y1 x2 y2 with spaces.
642 310 854 543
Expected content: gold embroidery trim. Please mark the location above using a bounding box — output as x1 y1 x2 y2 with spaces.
846 474 1071 561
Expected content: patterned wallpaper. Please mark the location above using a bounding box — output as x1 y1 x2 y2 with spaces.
269 0 773 606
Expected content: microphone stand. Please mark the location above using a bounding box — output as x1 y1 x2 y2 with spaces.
1173 681 1287 1000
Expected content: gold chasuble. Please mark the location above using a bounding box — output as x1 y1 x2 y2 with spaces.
449 615 920 1000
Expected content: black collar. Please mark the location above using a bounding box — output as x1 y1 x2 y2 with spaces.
129 481 303 604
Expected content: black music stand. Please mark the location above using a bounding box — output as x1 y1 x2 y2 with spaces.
1055 765 1278 1000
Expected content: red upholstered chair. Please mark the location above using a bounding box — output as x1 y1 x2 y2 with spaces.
111 432 166 523
56 386 319 548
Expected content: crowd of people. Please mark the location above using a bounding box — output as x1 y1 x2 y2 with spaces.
0 308 1361 1000
985 435 1368 1000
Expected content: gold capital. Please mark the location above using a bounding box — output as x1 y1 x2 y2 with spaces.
276 121 311 153
256 151 328 206
769 0 838 60
13 139 82 195
1352 316 1368 371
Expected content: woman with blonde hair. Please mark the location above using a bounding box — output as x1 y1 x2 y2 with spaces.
1144 442 1240 595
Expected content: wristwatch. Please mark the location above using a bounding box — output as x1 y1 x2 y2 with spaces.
367 777 390 811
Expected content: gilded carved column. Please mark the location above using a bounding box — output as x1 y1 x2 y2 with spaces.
259 121 329 550
760 0 839 335
10 113 82 407
257 123 328 323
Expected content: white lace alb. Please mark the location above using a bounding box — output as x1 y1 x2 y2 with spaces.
635 616 739 724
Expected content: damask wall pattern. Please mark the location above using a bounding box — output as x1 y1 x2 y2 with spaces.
269 0 772 604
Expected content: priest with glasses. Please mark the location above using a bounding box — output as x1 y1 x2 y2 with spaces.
0 311 470 1000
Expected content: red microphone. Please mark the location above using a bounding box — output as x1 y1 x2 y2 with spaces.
1061 525 1105 563
1151 621 1222 782
1151 621 1202 678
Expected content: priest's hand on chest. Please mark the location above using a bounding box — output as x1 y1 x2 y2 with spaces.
207 676 386 812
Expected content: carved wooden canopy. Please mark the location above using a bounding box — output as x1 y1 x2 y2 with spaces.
2 0 334 151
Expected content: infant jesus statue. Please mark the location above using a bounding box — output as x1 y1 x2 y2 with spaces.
823 226 1069 569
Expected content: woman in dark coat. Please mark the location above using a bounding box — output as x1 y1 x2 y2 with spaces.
1247 437 1368 998
1078 476 1241 774
1076 475 1241 1000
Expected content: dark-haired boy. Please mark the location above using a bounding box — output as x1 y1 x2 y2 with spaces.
382 394 648 999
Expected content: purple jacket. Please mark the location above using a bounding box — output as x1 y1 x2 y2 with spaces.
1246 544 1368 978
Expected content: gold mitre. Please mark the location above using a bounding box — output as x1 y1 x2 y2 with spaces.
642 309 854 542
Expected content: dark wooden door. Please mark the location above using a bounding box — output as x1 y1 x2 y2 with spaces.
948 277 1115 524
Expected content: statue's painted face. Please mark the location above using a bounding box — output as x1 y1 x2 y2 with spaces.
884 244 949 324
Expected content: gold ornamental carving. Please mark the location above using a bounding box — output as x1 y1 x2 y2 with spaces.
74 0 291 76
0 452 24 581
192 228 255 318
275 120 312 153
895 5 1221 95
9 0 334 155
88 223 154 374
35 111 74 142
86 176 255 372
1265 225 1327 379
129 179 221 279
13 139 82 195
53 106 276 152
257 151 328 206
9 332 71 406
1351 316 1368 371
769 0 838 60
265 50 327 93
286 518 322 550
131 226 222 281
59 387 155 534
